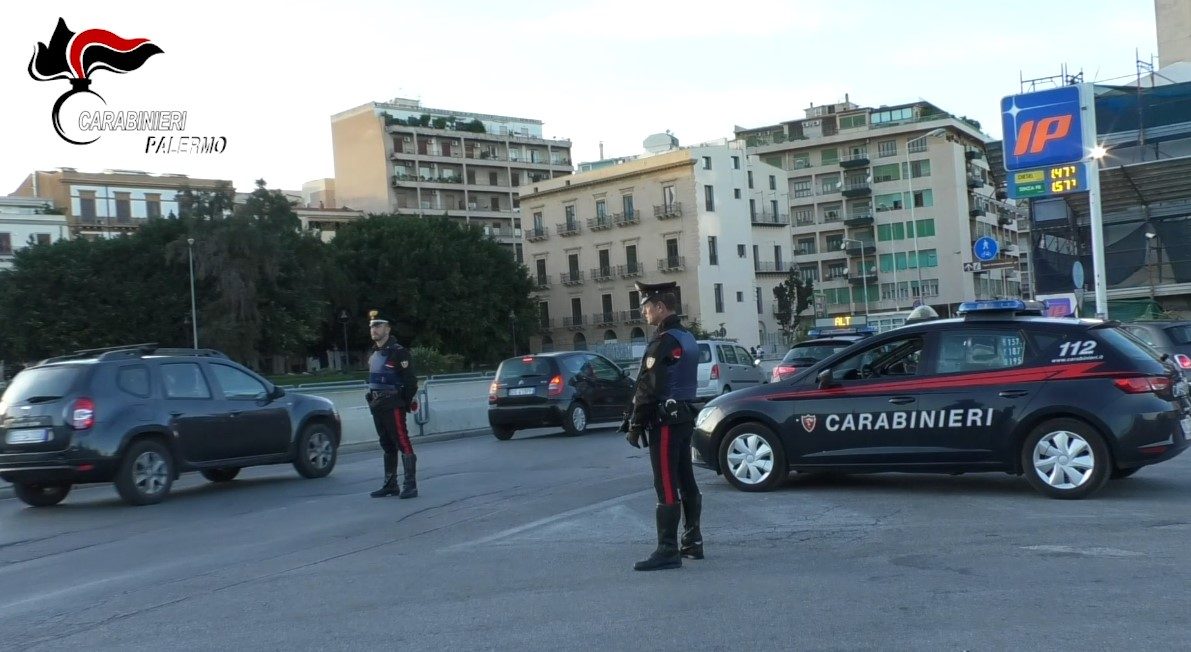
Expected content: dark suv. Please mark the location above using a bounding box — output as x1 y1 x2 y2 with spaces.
0 344 341 507
488 352 634 440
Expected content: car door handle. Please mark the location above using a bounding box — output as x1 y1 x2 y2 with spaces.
998 390 1029 398
888 396 916 405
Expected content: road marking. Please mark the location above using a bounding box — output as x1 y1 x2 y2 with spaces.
1021 545 1144 558
447 487 651 550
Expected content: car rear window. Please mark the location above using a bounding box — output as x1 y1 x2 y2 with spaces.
1 365 84 403
783 343 849 364
497 356 557 380
1164 325 1191 346
1098 327 1164 363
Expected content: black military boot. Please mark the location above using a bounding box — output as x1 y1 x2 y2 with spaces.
680 493 703 560
634 503 682 571
398 453 418 499
370 453 398 498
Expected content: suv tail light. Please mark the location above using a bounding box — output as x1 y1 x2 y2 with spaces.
71 397 95 430
548 374 564 397
710 364 720 381
1175 354 1191 370
1113 376 1171 394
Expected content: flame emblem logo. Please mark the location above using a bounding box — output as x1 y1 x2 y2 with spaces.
28 18 163 145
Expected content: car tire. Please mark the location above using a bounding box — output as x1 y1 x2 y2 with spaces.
1021 418 1111 499
115 440 175 506
561 402 588 436
294 423 337 479
201 468 241 483
719 422 787 492
1111 466 1142 479
492 426 516 441
13 482 72 507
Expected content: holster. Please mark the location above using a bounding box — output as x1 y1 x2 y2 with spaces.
657 399 694 425
367 390 405 411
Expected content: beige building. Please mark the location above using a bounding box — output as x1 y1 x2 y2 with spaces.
11 168 230 239
737 99 1025 327
1158 0 1191 67
301 178 337 209
519 136 789 353
330 97 573 261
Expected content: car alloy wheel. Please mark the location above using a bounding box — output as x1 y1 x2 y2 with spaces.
1032 429 1095 490
572 405 587 431
726 432 774 486
133 450 169 496
307 430 334 470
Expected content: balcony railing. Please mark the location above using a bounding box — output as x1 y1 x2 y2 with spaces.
844 243 877 256
538 317 555 330
613 210 641 227
533 274 551 290
967 175 986 189
587 215 614 231
557 221 581 237
526 226 549 242
592 312 617 326
754 261 793 274
751 211 790 227
562 315 586 330
847 270 879 285
842 180 872 197
839 152 870 168
822 211 843 224
619 309 644 324
793 214 816 227
591 266 615 282
658 256 685 272
618 262 645 278
560 270 585 286
844 211 874 227
654 202 683 220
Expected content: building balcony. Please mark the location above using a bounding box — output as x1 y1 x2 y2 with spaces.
819 184 842 196
967 175 986 189
969 207 986 218
557 221 582 237
794 247 817 256
591 266 616 283
562 315 586 330
587 215 614 231
966 149 985 161
844 243 877 257
654 202 683 220
526 226 549 242
998 215 1016 227
750 211 790 227
560 270 585 286
538 317 555 330
658 256 686 273
619 308 644 324
841 181 872 197
794 215 816 227
533 274 551 290
821 211 844 225
592 311 618 327
754 261 792 275
839 153 870 168
613 210 641 227
847 270 878 285
618 262 645 278
844 211 874 227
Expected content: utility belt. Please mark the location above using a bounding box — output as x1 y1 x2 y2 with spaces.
655 399 696 426
366 389 406 411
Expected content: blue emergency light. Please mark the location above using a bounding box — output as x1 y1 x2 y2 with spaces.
957 299 1044 317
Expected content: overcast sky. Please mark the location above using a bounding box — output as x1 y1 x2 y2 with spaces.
3 0 1159 194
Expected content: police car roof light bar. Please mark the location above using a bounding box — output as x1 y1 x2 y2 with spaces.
957 299 1046 319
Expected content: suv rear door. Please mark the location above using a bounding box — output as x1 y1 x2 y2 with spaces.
0 364 87 454
158 361 226 463
207 362 291 458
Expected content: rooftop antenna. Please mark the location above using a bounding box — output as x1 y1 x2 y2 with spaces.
599 141 604 159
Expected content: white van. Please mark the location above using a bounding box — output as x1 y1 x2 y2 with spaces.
695 339 765 399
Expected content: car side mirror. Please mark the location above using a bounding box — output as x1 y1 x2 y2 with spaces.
270 385 286 400
817 369 838 389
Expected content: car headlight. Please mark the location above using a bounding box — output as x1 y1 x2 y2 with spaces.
695 406 715 430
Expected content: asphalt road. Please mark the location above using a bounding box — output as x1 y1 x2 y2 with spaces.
3 424 1191 650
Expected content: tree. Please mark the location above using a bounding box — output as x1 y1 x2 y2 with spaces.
772 272 815 337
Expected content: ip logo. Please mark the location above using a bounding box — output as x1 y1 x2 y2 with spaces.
1001 85 1086 171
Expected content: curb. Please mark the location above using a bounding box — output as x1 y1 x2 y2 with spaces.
0 427 493 501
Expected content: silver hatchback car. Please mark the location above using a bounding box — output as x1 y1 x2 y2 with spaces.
695 339 766 399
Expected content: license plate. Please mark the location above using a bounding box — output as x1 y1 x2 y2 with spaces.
5 429 49 445
508 387 536 397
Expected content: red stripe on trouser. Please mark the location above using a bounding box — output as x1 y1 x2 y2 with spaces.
660 424 675 504
392 409 413 455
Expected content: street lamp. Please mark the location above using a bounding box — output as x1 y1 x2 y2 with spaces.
1145 230 1158 303
186 238 198 348
508 309 516 357
904 128 948 303
1087 144 1110 319
841 238 871 317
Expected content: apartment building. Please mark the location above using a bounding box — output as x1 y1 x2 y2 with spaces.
331 97 573 262
0 195 70 270
11 169 231 239
737 99 1025 326
519 136 788 352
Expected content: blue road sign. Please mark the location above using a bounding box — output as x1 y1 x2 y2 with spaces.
974 237 999 262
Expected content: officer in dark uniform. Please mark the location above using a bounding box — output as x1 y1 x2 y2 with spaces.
619 281 702 571
365 310 420 499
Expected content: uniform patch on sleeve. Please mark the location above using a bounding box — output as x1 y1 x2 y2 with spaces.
645 356 656 369
671 347 682 359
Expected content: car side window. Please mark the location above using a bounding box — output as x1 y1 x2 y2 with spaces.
116 365 151 398
588 356 623 382
560 355 587 378
160 363 212 400
834 336 925 380
718 345 738 365
736 346 754 364
937 331 1025 374
210 364 268 400
1124 326 1159 348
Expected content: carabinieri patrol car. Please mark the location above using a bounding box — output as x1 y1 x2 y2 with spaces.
692 300 1191 499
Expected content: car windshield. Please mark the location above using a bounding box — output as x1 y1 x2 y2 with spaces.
497 357 557 380
782 343 850 364
1 365 83 404
1164 324 1191 346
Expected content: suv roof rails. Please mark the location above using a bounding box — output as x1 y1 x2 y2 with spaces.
36 342 160 367
142 347 229 359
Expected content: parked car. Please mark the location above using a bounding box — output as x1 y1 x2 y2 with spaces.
697 339 766 400
1119 321 1191 371
771 327 878 383
0 344 341 507
488 352 634 440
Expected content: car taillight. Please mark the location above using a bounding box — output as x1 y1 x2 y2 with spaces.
710 364 719 380
548 374 564 397
71 397 95 430
773 365 797 381
1176 354 1191 370
1113 376 1171 394
488 381 499 404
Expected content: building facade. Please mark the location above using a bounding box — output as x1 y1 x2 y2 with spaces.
0 196 70 270
330 97 573 262
519 138 788 353
11 169 231 239
737 99 1025 326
